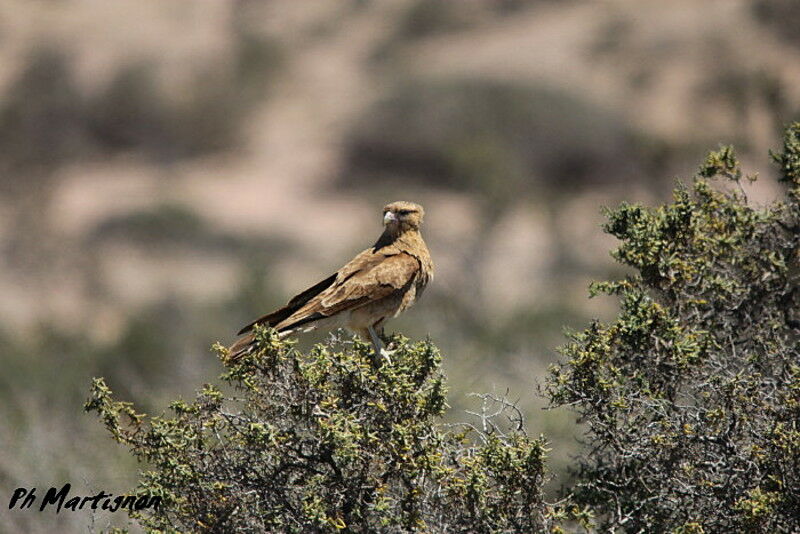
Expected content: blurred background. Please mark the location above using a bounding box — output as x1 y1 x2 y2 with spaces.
1 0 799 531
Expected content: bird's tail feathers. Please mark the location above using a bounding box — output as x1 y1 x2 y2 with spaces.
236 274 338 336
226 328 299 363
226 332 256 362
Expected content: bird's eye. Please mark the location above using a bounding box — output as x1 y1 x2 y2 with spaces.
398 209 413 216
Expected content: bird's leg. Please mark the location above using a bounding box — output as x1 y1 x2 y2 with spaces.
374 323 396 351
367 325 392 365
367 324 383 353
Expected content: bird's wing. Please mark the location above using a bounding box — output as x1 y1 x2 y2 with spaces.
274 251 420 331
236 273 338 335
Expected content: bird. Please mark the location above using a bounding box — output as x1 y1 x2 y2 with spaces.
227 200 433 362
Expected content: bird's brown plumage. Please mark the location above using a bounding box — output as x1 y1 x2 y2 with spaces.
227 201 433 360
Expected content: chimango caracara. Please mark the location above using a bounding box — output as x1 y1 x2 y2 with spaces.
228 201 433 361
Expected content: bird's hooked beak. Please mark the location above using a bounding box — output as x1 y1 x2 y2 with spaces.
383 211 397 225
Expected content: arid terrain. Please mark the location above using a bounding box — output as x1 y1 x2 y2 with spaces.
1 1 798 531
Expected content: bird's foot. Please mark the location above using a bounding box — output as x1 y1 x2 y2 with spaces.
378 347 396 365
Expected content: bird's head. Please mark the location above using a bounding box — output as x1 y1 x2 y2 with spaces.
382 201 424 233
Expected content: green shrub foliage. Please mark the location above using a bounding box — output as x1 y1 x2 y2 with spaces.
547 123 800 533
86 331 561 533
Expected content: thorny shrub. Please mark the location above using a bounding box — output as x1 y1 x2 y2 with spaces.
86 332 575 533
547 123 800 533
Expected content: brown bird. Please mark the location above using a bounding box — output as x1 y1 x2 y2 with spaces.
227 201 433 361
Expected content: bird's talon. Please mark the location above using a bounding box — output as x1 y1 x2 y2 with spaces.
379 348 395 365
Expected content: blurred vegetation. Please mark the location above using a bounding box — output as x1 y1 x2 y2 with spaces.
396 0 474 39
87 203 290 257
0 48 85 181
87 61 238 161
0 30 280 194
753 0 800 48
383 0 567 48
342 79 654 207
